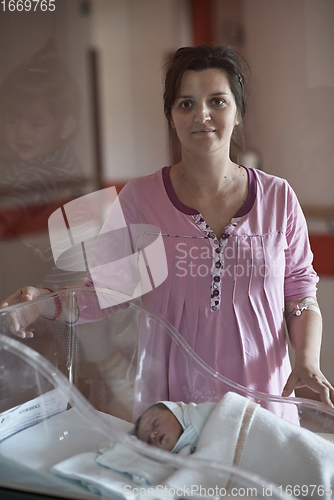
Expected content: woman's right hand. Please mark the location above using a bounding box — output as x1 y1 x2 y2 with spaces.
0 286 49 339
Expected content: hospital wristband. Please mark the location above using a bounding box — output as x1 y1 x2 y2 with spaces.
293 303 321 317
286 297 321 321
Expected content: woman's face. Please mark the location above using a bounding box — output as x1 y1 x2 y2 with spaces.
171 68 239 158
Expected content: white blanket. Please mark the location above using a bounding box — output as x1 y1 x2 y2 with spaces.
52 393 334 498
166 392 334 496
51 451 139 498
96 437 175 485
52 437 175 497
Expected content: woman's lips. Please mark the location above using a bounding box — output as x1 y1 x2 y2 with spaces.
192 129 215 134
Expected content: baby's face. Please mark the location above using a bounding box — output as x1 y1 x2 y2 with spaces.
4 100 65 161
137 406 183 451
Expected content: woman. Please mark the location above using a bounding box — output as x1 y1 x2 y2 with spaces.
2 45 333 419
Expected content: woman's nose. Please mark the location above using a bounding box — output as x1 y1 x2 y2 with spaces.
194 103 211 123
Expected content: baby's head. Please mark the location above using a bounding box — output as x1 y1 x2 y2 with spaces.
134 403 183 451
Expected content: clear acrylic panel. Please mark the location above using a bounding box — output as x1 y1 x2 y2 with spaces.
0 287 333 499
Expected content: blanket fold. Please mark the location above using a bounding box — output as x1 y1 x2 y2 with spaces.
51 451 137 498
165 392 334 497
96 436 175 485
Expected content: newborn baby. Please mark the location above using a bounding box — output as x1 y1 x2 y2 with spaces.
134 400 216 455
133 394 334 490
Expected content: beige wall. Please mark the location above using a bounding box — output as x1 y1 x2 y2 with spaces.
242 0 334 207
214 0 334 204
90 0 192 181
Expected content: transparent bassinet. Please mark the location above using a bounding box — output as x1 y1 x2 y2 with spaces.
0 287 333 500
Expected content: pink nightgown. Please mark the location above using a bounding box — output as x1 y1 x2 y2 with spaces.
79 167 318 422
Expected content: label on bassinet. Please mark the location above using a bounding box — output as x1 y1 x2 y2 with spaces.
0 388 68 442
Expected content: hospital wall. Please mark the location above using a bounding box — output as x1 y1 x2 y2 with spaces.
0 0 333 391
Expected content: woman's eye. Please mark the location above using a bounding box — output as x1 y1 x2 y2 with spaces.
211 98 225 107
180 101 192 109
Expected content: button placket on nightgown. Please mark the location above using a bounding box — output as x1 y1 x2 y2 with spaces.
192 215 241 312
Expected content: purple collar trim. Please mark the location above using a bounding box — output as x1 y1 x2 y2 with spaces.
162 166 257 218
162 166 199 215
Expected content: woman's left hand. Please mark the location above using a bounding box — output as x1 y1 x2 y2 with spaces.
284 298 334 409
282 362 334 408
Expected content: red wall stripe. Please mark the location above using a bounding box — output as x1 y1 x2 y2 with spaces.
191 0 213 46
309 235 334 277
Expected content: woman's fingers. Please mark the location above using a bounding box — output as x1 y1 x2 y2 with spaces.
8 312 34 338
0 301 9 316
6 309 34 339
19 286 37 302
281 372 298 398
0 300 10 310
317 381 334 409
0 286 36 309
0 286 43 338
282 367 334 409
302 372 334 408
16 328 34 339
